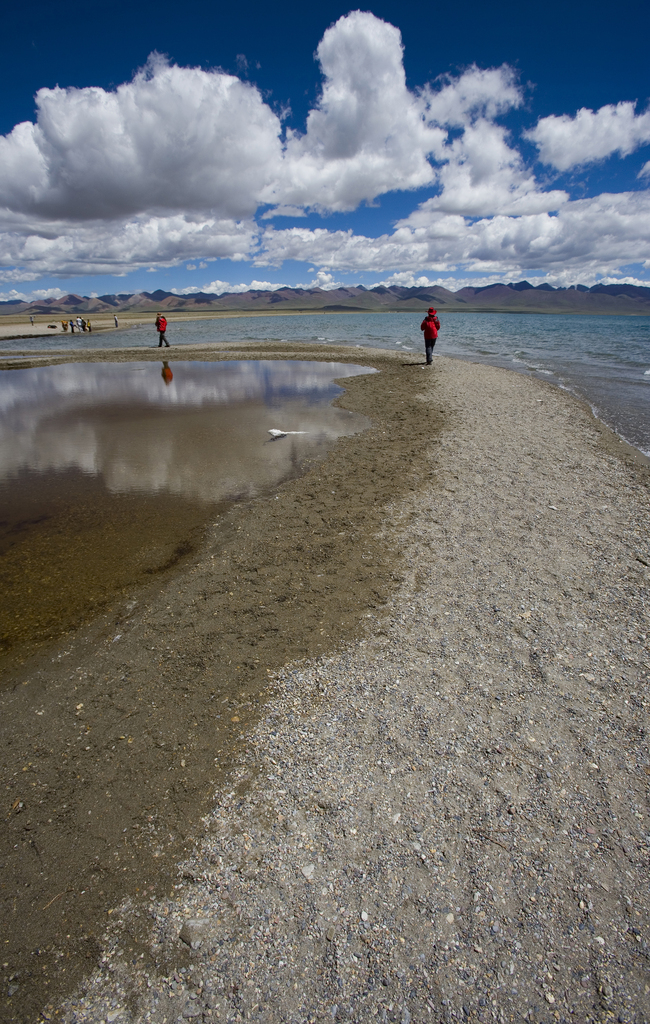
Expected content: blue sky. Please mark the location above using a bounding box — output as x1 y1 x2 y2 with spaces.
1 0 649 300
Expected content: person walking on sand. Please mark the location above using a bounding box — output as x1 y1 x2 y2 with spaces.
61 320 68 332
420 307 440 365
155 313 169 347
114 314 119 328
87 320 92 333
30 315 34 326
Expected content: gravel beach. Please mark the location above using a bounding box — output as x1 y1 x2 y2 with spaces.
2 346 649 1024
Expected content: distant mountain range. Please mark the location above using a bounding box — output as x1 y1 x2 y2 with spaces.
3 281 650 316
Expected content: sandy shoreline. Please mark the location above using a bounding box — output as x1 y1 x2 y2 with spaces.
1 345 649 1023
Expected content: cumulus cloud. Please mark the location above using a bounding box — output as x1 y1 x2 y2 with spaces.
174 279 288 296
0 286 68 302
219 279 287 293
0 214 257 280
258 190 650 281
596 275 650 287
526 101 650 171
425 120 567 217
0 12 452 232
391 271 649 290
261 206 308 219
175 269 343 295
372 270 585 290
422 64 523 127
372 271 509 290
270 11 445 212
0 12 531 277
0 53 283 221
0 11 648 285
295 271 344 290
373 271 441 289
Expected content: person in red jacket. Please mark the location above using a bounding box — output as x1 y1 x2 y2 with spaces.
420 307 440 364
155 313 170 347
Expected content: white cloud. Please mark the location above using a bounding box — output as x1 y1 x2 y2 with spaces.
422 65 522 127
176 271 345 294
258 190 650 281
0 12 647 286
526 101 650 171
373 271 589 290
223 279 287 293
429 120 567 217
295 271 344 290
376 269 650 291
0 214 257 279
372 271 508 290
174 279 288 296
373 271 441 289
271 11 445 212
596 275 650 287
261 206 308 219
638 161 650 179
172 282 225 295
0 286 67 302
0 12 527 267
0 53 283 221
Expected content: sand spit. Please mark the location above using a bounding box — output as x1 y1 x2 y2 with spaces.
1 346 649 1024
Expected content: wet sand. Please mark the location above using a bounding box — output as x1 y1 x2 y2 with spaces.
0 343 441 1022
1 342 649 1023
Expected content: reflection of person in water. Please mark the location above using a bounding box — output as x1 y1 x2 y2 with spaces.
161 361 173 385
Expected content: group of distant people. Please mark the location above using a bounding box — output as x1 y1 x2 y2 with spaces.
61 317 92 333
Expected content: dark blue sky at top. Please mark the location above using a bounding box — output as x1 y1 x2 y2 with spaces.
5 0 649 167
4 0 646 107
2 0 649 296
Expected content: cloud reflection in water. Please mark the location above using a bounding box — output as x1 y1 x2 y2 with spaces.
0 360 374 502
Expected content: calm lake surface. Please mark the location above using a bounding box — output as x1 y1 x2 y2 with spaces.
0 359 372 656
5 310 649 453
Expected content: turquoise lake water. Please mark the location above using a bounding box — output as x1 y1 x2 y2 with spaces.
3 311 650 454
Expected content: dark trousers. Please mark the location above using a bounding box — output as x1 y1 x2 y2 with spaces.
158 332 169 347
425 340 436 363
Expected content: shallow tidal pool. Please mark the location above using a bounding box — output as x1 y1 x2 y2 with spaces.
0 359 373 660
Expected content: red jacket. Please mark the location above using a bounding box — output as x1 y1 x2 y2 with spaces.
420 314 439 341
156 316 167 332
